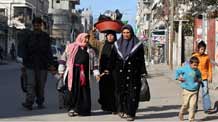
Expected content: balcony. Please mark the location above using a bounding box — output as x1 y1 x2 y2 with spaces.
69 0 80 4
10 7 32 29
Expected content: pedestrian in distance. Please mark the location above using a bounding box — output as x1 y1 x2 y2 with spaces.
192 40 214 114
0 46 3 62
58 33 91 117
89 28 117 114
10 43 16 60
106 24 148 121
20 17 56 110
175 56 202 122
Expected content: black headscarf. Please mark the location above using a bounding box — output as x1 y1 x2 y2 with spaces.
101 30 117 57
117 24 137 58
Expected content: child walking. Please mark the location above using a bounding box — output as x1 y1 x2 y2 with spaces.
192 41 213 113
175 56 202 122
52 64 67 109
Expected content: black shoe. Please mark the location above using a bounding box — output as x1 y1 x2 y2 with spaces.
126 115 135 121
37 104 45 109
205 109 216 114
59 106 64 109
112 112 117 115
22 102 32 110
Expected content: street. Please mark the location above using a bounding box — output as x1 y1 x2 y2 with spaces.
0 62 218 121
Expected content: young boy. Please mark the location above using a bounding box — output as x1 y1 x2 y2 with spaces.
175 56 202 122
192 41 213 113
53 64 67 109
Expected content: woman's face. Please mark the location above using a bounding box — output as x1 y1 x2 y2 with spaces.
106 34 115 42
122 29 131 40
81 36 89 46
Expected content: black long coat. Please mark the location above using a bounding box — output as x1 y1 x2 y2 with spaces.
109 40 147 117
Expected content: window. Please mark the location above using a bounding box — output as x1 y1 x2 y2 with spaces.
14 7 32 24
0 9 5 16
146 14 150 21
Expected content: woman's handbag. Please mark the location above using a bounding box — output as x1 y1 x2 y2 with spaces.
140 76 150 101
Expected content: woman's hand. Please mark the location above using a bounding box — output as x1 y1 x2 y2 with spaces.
103 70 109 75
96 75 101 81
92 26 97 32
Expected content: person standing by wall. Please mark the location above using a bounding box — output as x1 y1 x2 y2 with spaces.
10 43 16 60
21 17 55 110
0 46 3 61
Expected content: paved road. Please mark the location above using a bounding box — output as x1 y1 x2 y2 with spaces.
0 62 218 121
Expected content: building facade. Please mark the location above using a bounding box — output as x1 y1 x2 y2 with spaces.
48 0 80 45
80 8 93 33
0 14 8 56
0 0 49 55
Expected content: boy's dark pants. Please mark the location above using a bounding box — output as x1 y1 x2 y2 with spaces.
58 90 66 108
24 69 47 106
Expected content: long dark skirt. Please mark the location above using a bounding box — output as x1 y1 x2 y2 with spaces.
98 74 116 112
65 67 91 116
115 81 141 117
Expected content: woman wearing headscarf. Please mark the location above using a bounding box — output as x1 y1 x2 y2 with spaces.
89 29 117 114
108 24 148 121
58 33 91 117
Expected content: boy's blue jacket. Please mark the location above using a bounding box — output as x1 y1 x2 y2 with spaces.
175 65 202 91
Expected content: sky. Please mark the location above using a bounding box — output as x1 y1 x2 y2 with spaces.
76 0 137 27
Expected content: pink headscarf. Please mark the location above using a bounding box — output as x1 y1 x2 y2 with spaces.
66 33 88 91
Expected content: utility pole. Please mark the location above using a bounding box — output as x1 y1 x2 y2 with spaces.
148 7 154 63
169 0 174 69
147 18 152 63
176 19 189 66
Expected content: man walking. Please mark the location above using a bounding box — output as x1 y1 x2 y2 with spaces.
20 17 55 110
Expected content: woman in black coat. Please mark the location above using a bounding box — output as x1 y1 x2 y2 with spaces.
108 24 148 121
89 30 117 113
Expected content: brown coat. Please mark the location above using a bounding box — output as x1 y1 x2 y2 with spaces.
88 30 105 61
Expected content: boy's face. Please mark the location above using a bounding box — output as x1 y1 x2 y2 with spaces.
198 47 206 55
190 62 199 70
33 22 42 31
